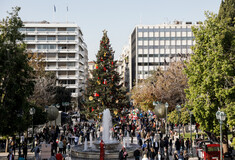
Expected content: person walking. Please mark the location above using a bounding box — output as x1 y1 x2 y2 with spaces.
142 154 148 160
62 138 67 154
7 150 14 160
22 141 27 160
175 138 180 154
149 148 156 160
58 140 63 153
33 143 40 160
169 139 173 155
119 147 128 160
134 148 140 160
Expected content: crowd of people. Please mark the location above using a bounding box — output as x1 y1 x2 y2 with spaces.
4 109 195 160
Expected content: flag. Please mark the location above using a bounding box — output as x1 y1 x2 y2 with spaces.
54 5 56 12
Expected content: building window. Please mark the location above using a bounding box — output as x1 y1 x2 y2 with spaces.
26 28 35 31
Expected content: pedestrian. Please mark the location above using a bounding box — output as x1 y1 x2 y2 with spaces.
186 138 190 151
154 137 159 154
134 148 140 160
58 139 63 153
178 151 184 160
169 139 173 155
157 151 164 160
55 151 63 160
184 150 189 160
22 141 27 160
33 143 40 160
173 151 178 160
74 134 78 145
62 138 67 154
141 154 148 160
149 147 156 160
119 146 128 160
7 150 14 160
175 138 180 154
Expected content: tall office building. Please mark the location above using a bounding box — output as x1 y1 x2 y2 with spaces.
21 21 88 99
130 21 199 89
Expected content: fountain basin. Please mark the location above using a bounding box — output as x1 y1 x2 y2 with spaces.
71 143 140 160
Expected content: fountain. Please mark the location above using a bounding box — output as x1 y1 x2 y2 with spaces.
89 133 93 148
126 132 130 147
71 108 140 159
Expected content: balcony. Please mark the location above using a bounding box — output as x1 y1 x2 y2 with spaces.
57 31 78 35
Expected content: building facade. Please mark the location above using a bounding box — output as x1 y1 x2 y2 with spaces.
130 21 198 89
21 21 88 98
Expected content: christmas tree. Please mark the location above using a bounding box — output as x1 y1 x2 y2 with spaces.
85 30 128 118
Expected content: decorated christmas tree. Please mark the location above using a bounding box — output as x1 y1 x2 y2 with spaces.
85 30 128 118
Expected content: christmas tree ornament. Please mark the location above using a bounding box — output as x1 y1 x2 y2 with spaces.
103 67 106 71
92 107 94 112
103 79 107 84
89 96 93 101
104 52 106 57
106 70 108 73
97 80 101 85
114 110 118 115
116 100 119 103
95 64 98 69
111 61 114 65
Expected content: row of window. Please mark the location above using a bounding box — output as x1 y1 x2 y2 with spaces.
27 44 76 50
25 36 76 41
138 71 155 74
138 45 192 49
138 54 187 57
138 62 169 66
138 37 194 41
19 27 76 32
137 28 192 32
58 80 76 85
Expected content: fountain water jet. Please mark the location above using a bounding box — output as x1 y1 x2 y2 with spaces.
71 108 139 159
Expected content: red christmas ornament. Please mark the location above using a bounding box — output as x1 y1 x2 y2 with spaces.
98 77 100 79
92 107 94 112
94 93 99 97
103 67 106 71
111 61 114 65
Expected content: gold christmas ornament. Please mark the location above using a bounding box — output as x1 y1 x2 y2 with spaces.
89 96 93 101
116 100 119 103
97 80 101 85
104 52 106 57
114 110 118 115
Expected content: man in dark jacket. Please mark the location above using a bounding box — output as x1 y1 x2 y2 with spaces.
175 138 181 154
133 148 140 160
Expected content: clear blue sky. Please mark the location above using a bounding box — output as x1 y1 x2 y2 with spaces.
1 0 221 61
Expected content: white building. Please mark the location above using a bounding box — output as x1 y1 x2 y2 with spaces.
21 21 88 98
130 21 199 89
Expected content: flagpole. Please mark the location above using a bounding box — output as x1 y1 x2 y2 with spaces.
66 1 68 23
53 5 56 22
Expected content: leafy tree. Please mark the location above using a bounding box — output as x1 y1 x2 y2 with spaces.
185 12 235 134
131 61 188 111
0 7 35 136
218 0 235 25
85 31 129 118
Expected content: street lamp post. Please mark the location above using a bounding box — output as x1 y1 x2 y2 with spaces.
216 110 226 160
165 102 169 136
176 104 181 140
29 107 36 148
62 102 69 113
